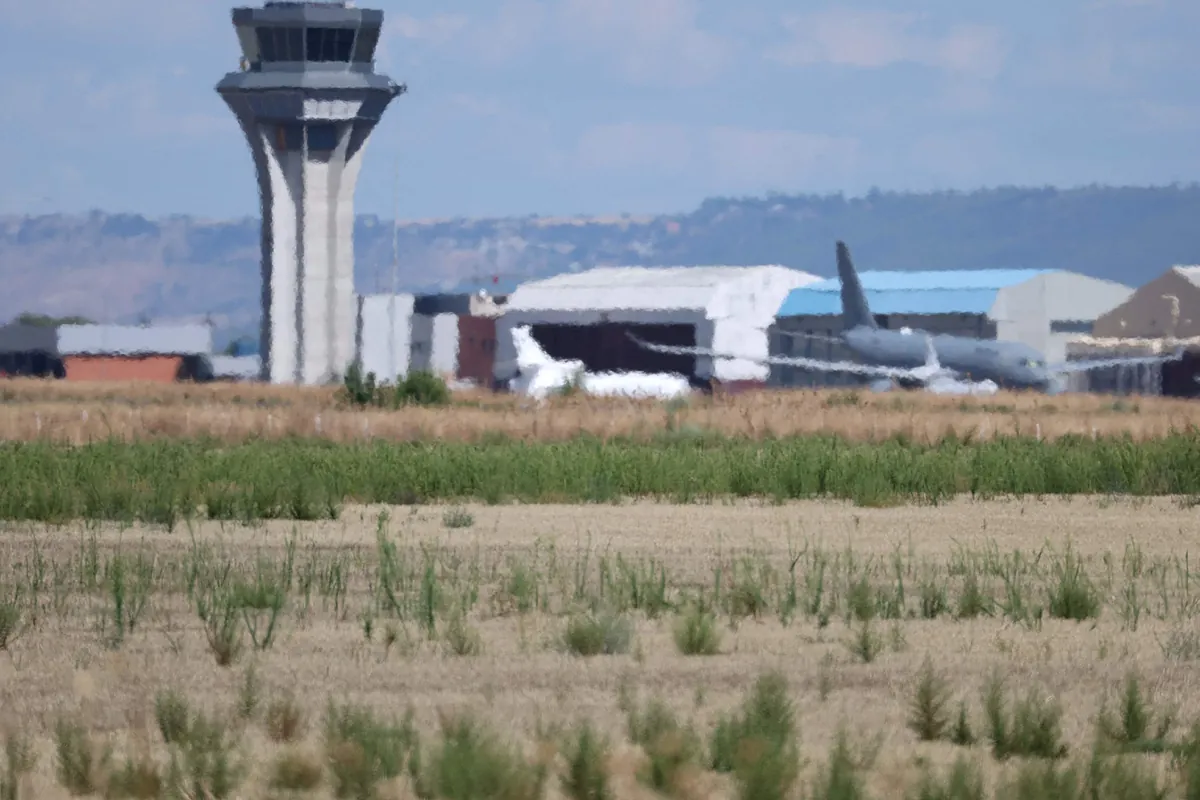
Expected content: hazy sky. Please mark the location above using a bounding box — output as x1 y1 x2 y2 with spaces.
1 0 1197 220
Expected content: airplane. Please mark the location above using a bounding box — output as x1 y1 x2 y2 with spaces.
506 325 693 401
627 241 1184 395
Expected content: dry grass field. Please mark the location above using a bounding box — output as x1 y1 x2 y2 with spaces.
2 498 1199 798
0 377 1197 443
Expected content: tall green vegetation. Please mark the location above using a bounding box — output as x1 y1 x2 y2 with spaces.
0 432 1199 522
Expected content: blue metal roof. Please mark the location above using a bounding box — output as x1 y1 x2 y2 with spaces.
777 268 1052 317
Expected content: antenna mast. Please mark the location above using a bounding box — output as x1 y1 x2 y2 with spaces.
389 153 400 382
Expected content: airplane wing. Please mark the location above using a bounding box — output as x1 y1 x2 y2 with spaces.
1047 348 1185 374
625 333 958 381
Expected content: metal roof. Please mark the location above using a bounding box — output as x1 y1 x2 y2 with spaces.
507 265 819 314
1172 266 1200 289
57 324 213 356
778 269 1053 318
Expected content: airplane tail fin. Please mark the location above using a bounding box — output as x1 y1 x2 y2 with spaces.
836 241 877 330
511 325 551 370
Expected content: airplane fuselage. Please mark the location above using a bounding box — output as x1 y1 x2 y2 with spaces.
842 326 1058 392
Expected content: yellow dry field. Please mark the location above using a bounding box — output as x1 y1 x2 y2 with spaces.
0 377 1195 443
1 498 1199 798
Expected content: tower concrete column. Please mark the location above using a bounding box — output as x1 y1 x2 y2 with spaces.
216 1 405 384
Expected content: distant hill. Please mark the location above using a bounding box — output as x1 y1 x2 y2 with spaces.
2 184 1199 344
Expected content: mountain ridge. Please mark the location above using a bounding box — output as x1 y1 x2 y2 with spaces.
3 184 1199 343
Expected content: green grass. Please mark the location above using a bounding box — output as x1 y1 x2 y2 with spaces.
2 431 1200 521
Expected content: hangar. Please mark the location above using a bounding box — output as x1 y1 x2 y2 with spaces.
1067 265 1200 397
770 268 1134 388
493 265 820 389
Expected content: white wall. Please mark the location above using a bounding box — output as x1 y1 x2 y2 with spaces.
356 294 414 382
994 273 1133 363
410 313 460 376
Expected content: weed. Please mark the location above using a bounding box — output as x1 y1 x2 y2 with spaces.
908 656 952 742
625 696 702 795
846 620 883 663
443 610 483 657
808 729 869 800
672 604 721 656
323 701 416 799
560 720 611 800
153 689 190 745
168 710 245 799
105 753 163 799
270 749 324 792
442 506 475 529
53 718 109 796
1097 671 1174 753
710 671 800 800
907 756 985 800
562 609 633 657
265 692 307 744
415 712 548 800
983 672 1068 760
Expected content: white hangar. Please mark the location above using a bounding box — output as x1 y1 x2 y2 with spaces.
494 265 821 388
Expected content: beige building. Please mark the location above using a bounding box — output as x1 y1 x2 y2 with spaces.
1069 266 1200 397
1091 266 1200 339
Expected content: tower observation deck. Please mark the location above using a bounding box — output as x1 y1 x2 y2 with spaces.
216 1 406 385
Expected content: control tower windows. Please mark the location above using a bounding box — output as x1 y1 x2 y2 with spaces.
306 27 355 62
351 25 380 63
255 26 304 62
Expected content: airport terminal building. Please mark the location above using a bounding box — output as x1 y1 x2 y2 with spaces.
769 268 1134 388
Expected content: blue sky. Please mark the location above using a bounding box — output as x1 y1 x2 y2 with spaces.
1 0 1197 220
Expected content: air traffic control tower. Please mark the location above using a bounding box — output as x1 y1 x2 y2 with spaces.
217 1 406 385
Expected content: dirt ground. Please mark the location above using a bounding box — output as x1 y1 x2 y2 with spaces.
1 497 1198 798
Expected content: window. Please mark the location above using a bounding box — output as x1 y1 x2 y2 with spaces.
306 27 355 62
255 26 304 61
305 123 339 151
352 24 380 62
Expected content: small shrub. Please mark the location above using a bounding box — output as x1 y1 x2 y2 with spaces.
672 605 721 656
1046 546 1100 622
908 656 952 742
807 729 868 800
983 673 1067 761
168 711 245 800
625 697 702 795
154 689 190 745
563 610 632 657
1097 671 1174 753
416 713 547 800
54 718 109 796
907 755 985 800
712 674 801 800
443 612 483 657
951 701 976 747
105 754 163 799
846 620 883 663
265 692 307 744
956 573 991 620
270 749 323 792
395 371 451 407
442 506 474 529
560 721 611 800
323 701 416 799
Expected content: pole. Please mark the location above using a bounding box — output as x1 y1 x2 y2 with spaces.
389 153 400 383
